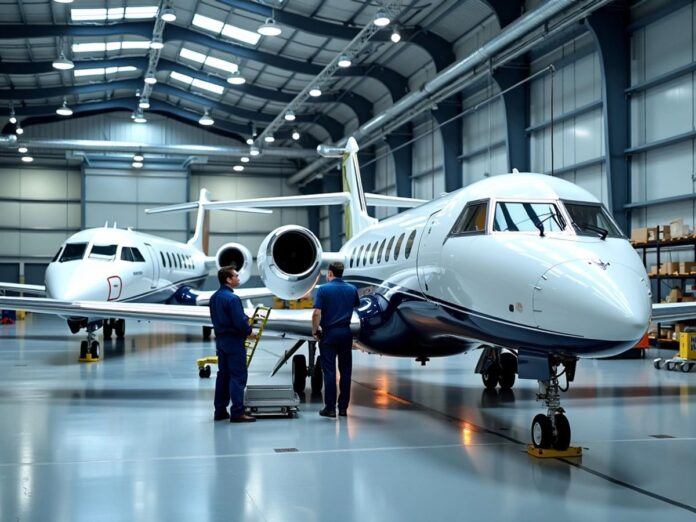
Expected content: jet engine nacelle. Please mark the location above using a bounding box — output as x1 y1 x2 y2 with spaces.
257 225 323 300
215 242 252 285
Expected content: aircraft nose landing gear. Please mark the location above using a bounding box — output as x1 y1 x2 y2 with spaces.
79 324 101 362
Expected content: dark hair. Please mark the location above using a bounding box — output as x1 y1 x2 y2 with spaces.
218 266 238 285
328 262 344 278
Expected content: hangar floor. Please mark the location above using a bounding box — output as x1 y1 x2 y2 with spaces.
1 315 695 521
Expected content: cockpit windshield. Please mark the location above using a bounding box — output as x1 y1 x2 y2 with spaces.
493 202 566 233
88 244 118 261
59 243 87 262
563 202 623 239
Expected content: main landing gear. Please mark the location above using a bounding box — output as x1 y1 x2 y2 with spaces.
291 340 323 395
530 357 577 452
102 318 125 340
476 346 517 390
79 323 101 362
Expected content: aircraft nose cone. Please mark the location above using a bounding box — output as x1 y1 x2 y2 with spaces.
532 259 651 344
45 264 111 301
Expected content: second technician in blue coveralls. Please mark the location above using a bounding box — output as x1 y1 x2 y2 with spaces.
209 266 256 423
312 262 360 418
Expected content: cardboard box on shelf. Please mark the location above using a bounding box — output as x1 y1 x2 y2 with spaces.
682 296 696 302
670 219 690 238
659 262 679 275
631 227 649 243
648 265 659 276
666 288 683 303
679 261 696 274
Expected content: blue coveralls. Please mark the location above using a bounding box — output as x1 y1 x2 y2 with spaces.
209 285 252 419
314 278 360 411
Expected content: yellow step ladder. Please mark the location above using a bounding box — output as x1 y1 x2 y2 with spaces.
197 306 271 378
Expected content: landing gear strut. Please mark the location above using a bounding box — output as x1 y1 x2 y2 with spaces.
476 347 517 390
531 359 575 451
79 324 101 362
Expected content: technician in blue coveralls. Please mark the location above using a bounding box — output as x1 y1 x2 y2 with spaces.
209 266 257 423
312 262 360 418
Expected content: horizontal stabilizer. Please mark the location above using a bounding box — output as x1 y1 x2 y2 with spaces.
145 202 272 215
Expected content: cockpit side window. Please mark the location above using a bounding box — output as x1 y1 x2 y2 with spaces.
563 201 624 239
59 243 87 262
450 200 488 236
89 244 118 261
121 247 135 262
493 202 566 233
131 248 145 262
51 247 63 262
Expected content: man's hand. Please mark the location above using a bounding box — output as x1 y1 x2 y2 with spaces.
247 332 258 341
312 328 322 342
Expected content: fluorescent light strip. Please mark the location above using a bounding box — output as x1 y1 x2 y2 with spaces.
74 66 138 77
170 71 193 85
73 41 151 53
71 6 157 21
192 13 260 45
169 71 223 94
179 48 238 73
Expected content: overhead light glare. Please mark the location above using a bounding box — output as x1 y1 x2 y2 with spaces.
390 29 401 43
150 38 164 50
9 110 16 125
257 18 282 37
56 100 73 117
226 71 246 85
18 146 28 154
160 7 176 22
309 88 322 97
233 165 244 172
240 156 249 163
15 126 24 135
373 9 390 27
222 23 261 45
338 55 352 68
52 53 75 70
191 78 224 95
284 110 296 121
133 154 144 162
138 100 150 109
199 110 214 126
249 147 260 156
144 74 157 85
246 137 254 145
192 13 224 33
132 161 143 168
264 135 275 143
133 112 147 123
21 156 33 163
292 129 300 141
54 0 74 4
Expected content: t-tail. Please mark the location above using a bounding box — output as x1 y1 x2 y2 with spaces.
187 188 210 254
318 137 376 239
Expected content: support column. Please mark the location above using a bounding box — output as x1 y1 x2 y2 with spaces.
299 178 321 237
588 4 630 233
432 96 463 192
494 61 530 173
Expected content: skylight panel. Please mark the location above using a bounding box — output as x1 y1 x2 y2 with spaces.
170 71 193 85
71 6 157 21
192 78 224 94
107 7 125 20
221 24 260 46
204 56 238 73
180 48 206 64
106 42 121 51
72 42 107 53
74 66 139 77
121 41 151 50
192 14 224 33
71 8 107 21
124 6 158 19
74 68 105 77
73 41 151 53
118 66 138 73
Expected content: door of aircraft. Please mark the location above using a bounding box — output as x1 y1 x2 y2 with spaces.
144 243 159 289
417 210 443 297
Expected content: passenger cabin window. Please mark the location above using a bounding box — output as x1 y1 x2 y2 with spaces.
493 202 565 233
563 202 623 239
167 252 173 268
357 245 364 267
404 230 416 259
369 242 377 264
160 252 166 267
59 243 87 263
451 201 488 235
89 244 117 261
377 239 386 263
385 236 395 262
394 233 405 260
362 245 370 267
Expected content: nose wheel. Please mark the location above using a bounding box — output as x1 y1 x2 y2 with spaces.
79 325 101 362
531 364 574 451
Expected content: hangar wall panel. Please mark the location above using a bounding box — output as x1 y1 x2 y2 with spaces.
630 2 696 232
412 116 445 199
0 166 80 260
374 144 397 220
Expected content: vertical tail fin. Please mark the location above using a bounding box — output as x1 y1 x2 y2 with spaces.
187 188 210 254
334 137 376 239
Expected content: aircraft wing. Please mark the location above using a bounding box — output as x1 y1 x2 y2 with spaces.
191 287 275 305
0 296 319 339
652 302 696 323
0 282 46 296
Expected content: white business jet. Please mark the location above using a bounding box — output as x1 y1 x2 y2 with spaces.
2 138 691 450
0 189 271 360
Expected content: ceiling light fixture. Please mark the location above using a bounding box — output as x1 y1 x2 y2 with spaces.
150 38 164 50
21 156 33 163
264 135 275 143
18 146 28 154
132 161 143 168
373 9 390 27
133 154 144 162
337 55 352 68
52 52 75 70
292 129 300 141
233 165 244 172
54 0 74 4
309 88 322 97
133 111 147 123
160 7 176 22
9 109 16 125
144 74 157 85
390 29 401 43
56 100 73 116
246 137 254 145
249 146 260 156
257 17 282 36
226 70 246 85
284 110 296 121
138 100 150 109
240 156 249 163
15 125 23 135
199 110 214 126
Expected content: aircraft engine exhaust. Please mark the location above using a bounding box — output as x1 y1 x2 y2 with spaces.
215 242 252 285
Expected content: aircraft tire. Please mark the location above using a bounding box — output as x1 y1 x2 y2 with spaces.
115 319 126 339
79 340 88 359
103 322 113 339
311 358 323 394
199 365 212 379
203 326 212 341
531 414 553 449
552 414 571 451
89 340 100 359
499 352 517 389
482 369 498 390
292 354 307 394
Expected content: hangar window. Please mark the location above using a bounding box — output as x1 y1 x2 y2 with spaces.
563 201 623 239
393 233 405 261
89 244 117 261
493 202 565 233
450 201 488 236
404 230 416 259
385 236 395 262
160 252 166 267
377 238 386 264
59 243 87 262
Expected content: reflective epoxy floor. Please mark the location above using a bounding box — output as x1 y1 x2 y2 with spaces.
1 315 696 521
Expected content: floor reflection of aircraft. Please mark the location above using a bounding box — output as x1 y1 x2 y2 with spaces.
0 189 271 360
2 138 692 451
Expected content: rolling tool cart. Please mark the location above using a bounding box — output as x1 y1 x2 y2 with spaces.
654 329 696 373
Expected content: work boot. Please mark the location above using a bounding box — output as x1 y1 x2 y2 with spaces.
230 414 256 423
319 407 336 418
338 409 347 417
214 410 230 421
